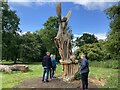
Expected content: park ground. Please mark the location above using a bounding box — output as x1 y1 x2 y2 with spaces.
0 60 119 89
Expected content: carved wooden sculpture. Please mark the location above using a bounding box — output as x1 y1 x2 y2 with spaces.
54 2 72 61
54 2 79 81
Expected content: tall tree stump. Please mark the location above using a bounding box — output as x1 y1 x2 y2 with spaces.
55 2 79 81
60 60 79 81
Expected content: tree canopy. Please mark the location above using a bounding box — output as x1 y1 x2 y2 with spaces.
75 33 98 47
105 2 120 59
2 2 21 63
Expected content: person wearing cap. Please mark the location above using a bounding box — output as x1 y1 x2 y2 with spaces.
80 54 89 90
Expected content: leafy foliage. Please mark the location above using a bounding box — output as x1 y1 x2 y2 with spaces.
36 16 73 60
43 16 59 30
75 43 105 61
75 33 98 47
20 32 46 62
1 2 47 63
2 2 21 63
36 28 57 54
105 2 120 59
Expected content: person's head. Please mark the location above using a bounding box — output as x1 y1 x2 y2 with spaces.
80 54 85 59
46 52 50 56
50 54 53 58
53 55 56 58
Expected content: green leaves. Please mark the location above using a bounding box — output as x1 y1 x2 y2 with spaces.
75 33 98 47
36 28 58 54
43 16 59 30
105 2 120 59
20 32 46 62
75 43 105 61
2 2 21 63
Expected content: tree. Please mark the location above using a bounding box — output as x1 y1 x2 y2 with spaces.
43 16 59 30
2 2 21 63
75 33 98 47
36 29 57 54
36 16 59 55
105 2 120 59
37 16 73 61
75 43 104 61
20 32 46 62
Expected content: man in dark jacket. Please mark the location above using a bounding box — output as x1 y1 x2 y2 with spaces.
80 54 89 90
42 52 52 82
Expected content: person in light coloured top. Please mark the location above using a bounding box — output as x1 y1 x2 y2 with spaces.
51 55 57 78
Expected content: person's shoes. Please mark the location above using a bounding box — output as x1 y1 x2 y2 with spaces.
46 80 49 82
42 80 44 82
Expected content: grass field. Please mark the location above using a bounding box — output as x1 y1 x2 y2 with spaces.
0 63 62 88
89 67 118 88
0 61 119 89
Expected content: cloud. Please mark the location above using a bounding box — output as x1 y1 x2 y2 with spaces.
16 31 33 36
72 46 79 52
94 33 107 40
8 0 119 10
8 0 55 7
74 34 82 38
73 1 117 10
8 0 120 2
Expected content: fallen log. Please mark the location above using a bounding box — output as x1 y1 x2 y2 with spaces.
0 65 12 73
0 65 29 73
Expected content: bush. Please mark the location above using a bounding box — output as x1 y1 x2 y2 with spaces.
74 70 81 80
89 60 118 69
74 43 104 61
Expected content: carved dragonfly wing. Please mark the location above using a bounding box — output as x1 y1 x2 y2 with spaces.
56 2 61 21
66 10 72 23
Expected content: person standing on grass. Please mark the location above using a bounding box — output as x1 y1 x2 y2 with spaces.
49 54 54 79
42 52 52 82
51 55 57 78
80 54 89 90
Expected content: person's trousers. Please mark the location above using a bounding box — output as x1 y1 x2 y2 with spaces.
42 67 49 81
52 67 56 78
81 72 89 90
49 68 52 79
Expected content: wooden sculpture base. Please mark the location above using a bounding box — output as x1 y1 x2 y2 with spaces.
60 60 79 82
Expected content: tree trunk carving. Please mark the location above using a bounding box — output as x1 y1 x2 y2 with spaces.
54 2 79 81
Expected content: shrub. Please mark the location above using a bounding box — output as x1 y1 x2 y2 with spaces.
74 70 81 80
89 60 118 69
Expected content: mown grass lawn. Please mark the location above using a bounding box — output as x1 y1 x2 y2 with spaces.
0 62 119 89
0 63 62 88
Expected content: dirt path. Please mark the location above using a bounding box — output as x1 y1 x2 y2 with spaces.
14 76 100 89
